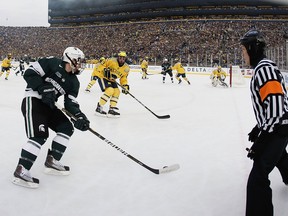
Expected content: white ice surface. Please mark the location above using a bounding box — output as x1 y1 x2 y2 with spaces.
0 69 287 216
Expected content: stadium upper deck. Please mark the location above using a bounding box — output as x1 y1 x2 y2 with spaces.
48 0 288 26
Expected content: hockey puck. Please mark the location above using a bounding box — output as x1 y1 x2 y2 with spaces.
163 166 168 168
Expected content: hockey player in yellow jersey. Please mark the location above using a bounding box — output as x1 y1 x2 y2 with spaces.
85 57 106 92
172 58 190 85
0 53 12 80
141 56 149 79
95 51 130 117
210 66 228 87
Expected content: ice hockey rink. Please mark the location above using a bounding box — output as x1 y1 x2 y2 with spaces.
0 68 287 216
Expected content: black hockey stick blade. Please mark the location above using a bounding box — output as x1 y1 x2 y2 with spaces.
156 114 170 119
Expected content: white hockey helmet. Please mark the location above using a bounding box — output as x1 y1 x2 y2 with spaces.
63 47 85 74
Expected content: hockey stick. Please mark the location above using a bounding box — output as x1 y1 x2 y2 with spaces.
147 68 171 76
60 107 179 174
146 72 162 75
116 82 170 119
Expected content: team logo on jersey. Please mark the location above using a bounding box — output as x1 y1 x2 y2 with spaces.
39 124 45 133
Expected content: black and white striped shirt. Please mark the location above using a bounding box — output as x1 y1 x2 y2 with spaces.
250 59 288 132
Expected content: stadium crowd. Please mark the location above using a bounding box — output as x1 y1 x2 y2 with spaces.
0 19 287 67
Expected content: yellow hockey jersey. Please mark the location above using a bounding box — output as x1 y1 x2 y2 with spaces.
91 62 106 77
212 68 226 78
172 62 185 74
1 58 12 68
141 59 148 69
97 57 130 85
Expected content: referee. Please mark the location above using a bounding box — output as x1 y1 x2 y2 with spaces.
241 29 288 216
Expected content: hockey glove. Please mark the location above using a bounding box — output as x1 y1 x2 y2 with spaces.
104 68 117 80
38 84 56 109
122 84 129 94
246 130 269 160
248 125 260 142
104 68 111 79
91 75 98 81
73 112 90 131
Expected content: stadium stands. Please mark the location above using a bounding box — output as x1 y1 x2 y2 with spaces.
48 0 288 26
0 1 287 69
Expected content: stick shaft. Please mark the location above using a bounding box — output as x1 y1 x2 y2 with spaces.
116 82 170 119
61 108 161 174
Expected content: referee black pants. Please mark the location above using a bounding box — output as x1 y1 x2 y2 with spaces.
246 131 288 216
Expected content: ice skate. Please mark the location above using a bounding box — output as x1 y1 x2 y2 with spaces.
95 103 107 117
44 150 70 176
12 165 39 188
107 106 120 118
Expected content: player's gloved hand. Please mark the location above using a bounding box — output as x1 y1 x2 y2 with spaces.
38 84 56 109
104 68 117 80
246 130 269 160
248 125 260 142
73 112 90 131
122 84 129 94
104 68 111 79
91 75 98 81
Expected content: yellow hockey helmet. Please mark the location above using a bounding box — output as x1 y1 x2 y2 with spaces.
118 51 127 57
99 57 105 63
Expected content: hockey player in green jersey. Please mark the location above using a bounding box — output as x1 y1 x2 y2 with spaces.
12 47 90 188
161 58 173 83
